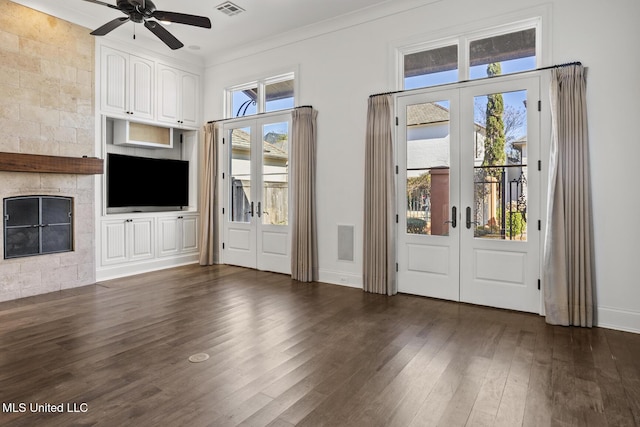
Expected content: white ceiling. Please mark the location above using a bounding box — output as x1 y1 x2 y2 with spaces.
10 0 433 64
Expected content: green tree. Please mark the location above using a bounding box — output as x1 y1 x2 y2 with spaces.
483 63 506 178
406 172 431 204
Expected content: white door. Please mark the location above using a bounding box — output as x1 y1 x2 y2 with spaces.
459 77 541 312
397 75 541 313
222 114 292 274
396 90 461 301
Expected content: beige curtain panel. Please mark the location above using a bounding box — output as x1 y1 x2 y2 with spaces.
543 64 594 327
363 94 397 296
199 122 220 266
291 107 318 282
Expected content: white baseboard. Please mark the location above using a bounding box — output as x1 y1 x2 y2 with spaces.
596 306 640 334
96 254 199 282
318 269 362 289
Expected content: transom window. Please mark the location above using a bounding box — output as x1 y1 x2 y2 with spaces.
226 73 295 118
400 20 539 90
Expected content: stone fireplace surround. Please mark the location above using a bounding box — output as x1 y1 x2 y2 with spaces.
0 172 96 301
0 0 97 302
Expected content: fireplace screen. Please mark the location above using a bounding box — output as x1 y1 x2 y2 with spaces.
3 196 73 259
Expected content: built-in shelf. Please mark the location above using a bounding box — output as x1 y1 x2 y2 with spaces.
0 152 104 174
114 120 174 149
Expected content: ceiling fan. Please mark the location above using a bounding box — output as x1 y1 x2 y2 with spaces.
82 0 212 50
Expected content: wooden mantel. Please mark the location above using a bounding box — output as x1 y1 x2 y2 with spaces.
0 152 103 175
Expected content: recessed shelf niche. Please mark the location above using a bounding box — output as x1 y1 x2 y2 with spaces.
114 120 174 149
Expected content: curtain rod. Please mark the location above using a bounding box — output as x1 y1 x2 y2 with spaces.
206 105 313 124
369 61 583 98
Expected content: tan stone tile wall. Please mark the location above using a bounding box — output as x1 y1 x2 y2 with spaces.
0 0 96 301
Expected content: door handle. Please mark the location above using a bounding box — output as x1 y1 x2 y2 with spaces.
257 202 261 218
245 202 254 217
466 207 479 229
444 206 457 228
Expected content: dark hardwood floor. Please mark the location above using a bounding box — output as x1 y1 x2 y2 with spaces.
1 264 639 426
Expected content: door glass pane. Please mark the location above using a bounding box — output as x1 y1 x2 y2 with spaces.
231 87 257 117
262 122 289 225
266 79 294 112
469 29 536 79
230 127 252 223
406 100 450 236
404 45 458 89
473 89 528 240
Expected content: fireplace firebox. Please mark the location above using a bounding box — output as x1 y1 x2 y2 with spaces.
3 196 73 259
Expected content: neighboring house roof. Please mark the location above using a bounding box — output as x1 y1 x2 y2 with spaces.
512 135 526 149
407 102 450 126
408 102 486 135
231 128 288 160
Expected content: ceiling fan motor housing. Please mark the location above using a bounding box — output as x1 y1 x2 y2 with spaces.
118 0 156 22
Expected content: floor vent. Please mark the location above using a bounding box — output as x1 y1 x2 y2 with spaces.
216 1 245 17
188 353 210 363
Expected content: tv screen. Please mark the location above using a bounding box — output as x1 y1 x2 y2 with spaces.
107 153 189 208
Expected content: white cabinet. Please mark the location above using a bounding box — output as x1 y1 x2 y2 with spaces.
156 64 199 128
101 217 155 266
97 213 200 280
101 46 154 120
157 214 199 257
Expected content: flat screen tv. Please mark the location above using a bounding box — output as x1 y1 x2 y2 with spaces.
107 153 189 208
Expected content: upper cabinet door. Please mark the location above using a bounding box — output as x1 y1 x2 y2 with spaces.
156 64 199 128
100 46 154 120
128 56 154 120
156 65 179 124
180 72 199 127
100 47 127 115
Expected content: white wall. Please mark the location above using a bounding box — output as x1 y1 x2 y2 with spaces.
203 0 640 333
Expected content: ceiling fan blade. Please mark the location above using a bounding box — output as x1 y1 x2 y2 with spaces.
152 10 212 28
80 0 120 10
90 17 130 36
144 20 184 50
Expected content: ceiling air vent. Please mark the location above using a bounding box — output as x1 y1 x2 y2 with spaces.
216 1 245 17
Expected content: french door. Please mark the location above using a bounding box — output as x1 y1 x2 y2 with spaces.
396 75 541 313
222 113 292 274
